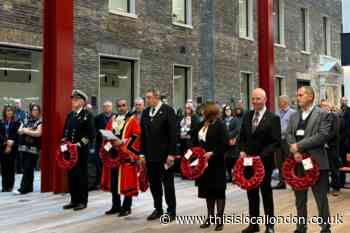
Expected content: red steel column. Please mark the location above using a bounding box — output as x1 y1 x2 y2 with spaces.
41 0 73 193
257 0 275 111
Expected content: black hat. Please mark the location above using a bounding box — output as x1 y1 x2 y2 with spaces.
71 89 88 102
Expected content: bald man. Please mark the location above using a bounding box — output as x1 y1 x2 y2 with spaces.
238 88 281 233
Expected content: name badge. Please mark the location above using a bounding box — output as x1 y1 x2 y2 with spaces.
243 157 253 167
302 158 313 170
60 144 68 152
296 130 305 136
104 142 113 152
184 149 193 160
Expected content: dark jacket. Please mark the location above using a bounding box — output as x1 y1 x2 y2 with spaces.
94 112 115 149
140 104 177 163
63 109 96 149
239 110 281 171
0 120 20 153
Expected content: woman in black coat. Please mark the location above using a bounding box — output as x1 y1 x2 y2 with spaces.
0 105 20 192
191 102 228 231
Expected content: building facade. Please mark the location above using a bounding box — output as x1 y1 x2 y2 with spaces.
0 0 343 112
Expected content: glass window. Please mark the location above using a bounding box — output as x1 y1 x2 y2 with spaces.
273 0 281 44
173 0 187 24
323 16 330 55
110 0 130 13
241 73 252 110
275 77 284 111
301 8 307 51
99 57 134 110
0 46 42 110
174 66 189 110
239 0 250 38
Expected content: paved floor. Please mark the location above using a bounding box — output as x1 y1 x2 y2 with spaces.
0 172 349 233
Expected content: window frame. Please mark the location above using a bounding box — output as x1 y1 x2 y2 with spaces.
173 64 192 109
322 16 331 56
239 0 254 40
273 0 285 47
109 0 137 19
240 71 254 110
98 53 140 112
172 0 193 29
301 7 310 53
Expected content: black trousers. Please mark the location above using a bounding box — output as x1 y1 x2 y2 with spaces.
0 152 16 191
294 169 330 233
147 161 176 214
275 140 289 183
68 149 88 205
245 167 274 226
226 157 237 182
19 152 39 193
327 147 342 191
110 168 132 210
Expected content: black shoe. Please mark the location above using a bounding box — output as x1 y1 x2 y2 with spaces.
147 209 163 221
215 224 224 231
118 209 131 217
73 203 87 211
272 182 286 190
242 225 260 233
200 218 211 228
105 207 121 215
63 203 76 210
265 226 274 233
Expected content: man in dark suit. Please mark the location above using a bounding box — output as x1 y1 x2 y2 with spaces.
140 89 177 221
94 100 115 187
62 90 96 211
239 88 281 233
287 86 332 233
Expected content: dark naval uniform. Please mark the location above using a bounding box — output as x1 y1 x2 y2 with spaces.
63 108 95 208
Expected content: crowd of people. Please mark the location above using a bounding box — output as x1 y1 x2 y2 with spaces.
1 86 350 233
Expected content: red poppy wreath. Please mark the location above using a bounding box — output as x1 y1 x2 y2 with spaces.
233 156 265 190
282 154 320 191
99 141 127 168
56 141 79 171
181 147 208 180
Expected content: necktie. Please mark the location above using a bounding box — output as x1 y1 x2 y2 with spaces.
151 108 155 115
252 111 260 133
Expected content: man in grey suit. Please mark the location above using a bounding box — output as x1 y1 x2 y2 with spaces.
286 86 332 233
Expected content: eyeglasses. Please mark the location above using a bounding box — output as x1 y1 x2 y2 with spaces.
117 104 126 107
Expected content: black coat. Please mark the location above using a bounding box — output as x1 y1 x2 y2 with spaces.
0 120 20 153
140 104 177 163
63 109 96 150
191 120 229 198
94 112 115 149
238 110 281 171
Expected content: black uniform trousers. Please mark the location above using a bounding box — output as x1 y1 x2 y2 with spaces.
245 165 274 227
68 148 89 206
19 152 39 193
110 168 132 210
0 152 16 191
147 161 176 214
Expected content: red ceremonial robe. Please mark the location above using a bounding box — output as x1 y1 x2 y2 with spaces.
101 115 141 196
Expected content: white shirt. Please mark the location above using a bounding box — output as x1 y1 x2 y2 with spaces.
252 106 267 125
301 105 315 120
75 107 83 115
149 101 162 117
